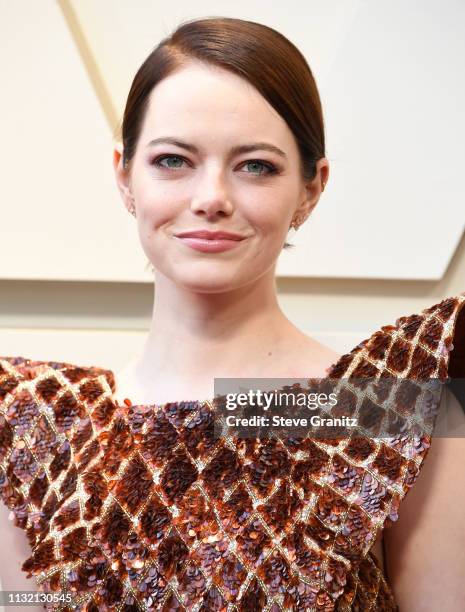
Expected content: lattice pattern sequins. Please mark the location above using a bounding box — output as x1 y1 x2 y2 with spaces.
0 292 464 611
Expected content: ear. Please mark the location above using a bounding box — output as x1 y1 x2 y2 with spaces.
113 142 135 214
293 157 330 226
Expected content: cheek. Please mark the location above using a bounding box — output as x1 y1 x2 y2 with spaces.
143 207 172 230
131 166 182 223
246 197 293 238
134 201 170 259
136 191 182 230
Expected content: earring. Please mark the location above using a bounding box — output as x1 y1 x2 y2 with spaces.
128 197 136 217
290 183 326 230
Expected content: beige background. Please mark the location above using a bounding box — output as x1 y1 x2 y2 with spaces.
1 0 464 283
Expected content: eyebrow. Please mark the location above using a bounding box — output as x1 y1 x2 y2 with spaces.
146 137 287 159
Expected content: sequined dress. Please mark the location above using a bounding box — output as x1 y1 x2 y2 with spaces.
1 293 464 611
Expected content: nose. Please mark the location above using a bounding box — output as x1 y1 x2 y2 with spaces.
190 166 234 219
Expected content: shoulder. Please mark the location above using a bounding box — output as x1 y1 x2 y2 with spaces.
0 355 120 595
0 355 116 401
384 385 465 609
364 291 465 610
327 292 465 379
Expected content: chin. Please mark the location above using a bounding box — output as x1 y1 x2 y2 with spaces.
166 269 255 293
176 278 244 293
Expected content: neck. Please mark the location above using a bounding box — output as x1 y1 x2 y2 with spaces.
130 267 299 385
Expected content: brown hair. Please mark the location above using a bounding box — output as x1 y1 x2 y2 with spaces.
117 16 326 250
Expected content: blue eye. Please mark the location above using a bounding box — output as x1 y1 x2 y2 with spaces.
152 155 187 169
243 160 277 176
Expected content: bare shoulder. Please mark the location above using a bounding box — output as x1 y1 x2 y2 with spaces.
384 386 465 610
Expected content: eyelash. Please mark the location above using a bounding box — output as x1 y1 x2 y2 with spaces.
151 154 279 176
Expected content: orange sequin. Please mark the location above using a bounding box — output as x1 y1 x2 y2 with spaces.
0 293 464 611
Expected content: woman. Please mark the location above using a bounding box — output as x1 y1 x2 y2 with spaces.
1 16 464 611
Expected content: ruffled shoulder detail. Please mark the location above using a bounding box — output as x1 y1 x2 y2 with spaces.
0 355 118 600
0 356 115 398
327 292 465 382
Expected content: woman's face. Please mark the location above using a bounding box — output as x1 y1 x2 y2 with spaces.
114 61 328 292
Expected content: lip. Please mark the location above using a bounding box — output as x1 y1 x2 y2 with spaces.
175 230 246 240
175 236 247 253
